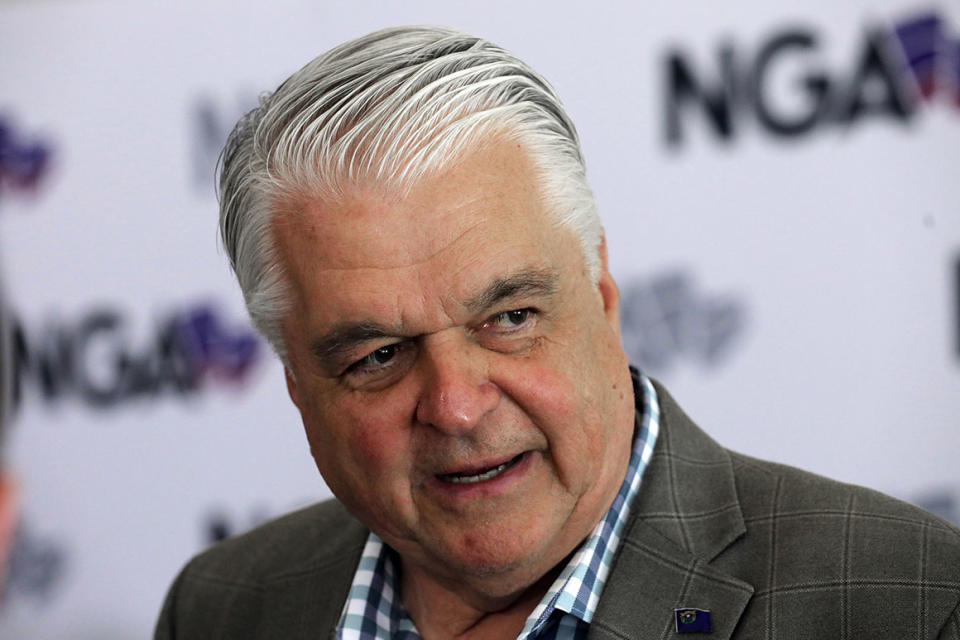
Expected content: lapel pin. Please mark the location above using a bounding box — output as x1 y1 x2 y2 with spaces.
675 607 712 633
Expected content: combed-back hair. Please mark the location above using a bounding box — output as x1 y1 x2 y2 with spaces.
218 25 602 364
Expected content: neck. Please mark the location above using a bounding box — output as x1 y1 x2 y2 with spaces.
400 560 562 640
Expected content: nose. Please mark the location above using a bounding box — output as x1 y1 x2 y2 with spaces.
414 335 500 436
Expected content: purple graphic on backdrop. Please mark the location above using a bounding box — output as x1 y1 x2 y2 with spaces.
664 9 960 146
174 306 260 385
0 115 53 198
895 14 942 100
12 302 262 410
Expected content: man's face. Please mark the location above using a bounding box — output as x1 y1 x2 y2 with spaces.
275 140 635 598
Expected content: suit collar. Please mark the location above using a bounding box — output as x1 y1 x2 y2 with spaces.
590 378 754 639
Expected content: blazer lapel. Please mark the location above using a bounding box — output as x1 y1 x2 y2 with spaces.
590 380 754 639
267 509 368 640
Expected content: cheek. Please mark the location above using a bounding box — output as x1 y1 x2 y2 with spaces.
313 392 414 484
495 358 579 421
352 417 407 470
493 361 589 454
325 401 422 538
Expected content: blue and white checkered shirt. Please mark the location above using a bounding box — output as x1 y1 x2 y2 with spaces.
336 371 660 640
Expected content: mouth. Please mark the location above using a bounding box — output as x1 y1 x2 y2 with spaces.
436 453 525 485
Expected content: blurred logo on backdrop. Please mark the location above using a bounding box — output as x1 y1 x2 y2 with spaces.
203 504 279 545
12 302 262 410
202 498 313 545
0 114 53 201
205 507 270 544
664 10 959 146
191 93 258 193
0 517 68 609
619 270 748 374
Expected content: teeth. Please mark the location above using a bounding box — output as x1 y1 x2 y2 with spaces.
439 454 522 485
445 462 509 484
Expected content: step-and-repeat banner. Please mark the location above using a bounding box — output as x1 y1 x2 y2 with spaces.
1 1 957 637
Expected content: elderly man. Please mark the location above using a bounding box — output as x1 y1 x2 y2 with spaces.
157 26 960 639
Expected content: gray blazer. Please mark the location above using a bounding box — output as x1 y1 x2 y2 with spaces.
156 381 960 639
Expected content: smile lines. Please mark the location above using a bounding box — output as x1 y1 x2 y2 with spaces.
437 453 524 484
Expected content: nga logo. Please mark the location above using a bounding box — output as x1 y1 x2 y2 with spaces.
664 10 960 146
12 301 262 410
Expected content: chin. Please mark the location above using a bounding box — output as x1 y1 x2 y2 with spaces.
436 527 559 585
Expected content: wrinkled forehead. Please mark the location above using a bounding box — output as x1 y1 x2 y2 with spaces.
275 193 515 274
272 141 552 273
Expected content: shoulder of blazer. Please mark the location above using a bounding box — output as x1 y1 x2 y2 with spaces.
156 499 367 640
178 498 367 588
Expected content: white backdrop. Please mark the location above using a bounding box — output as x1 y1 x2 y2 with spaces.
0 1 957 637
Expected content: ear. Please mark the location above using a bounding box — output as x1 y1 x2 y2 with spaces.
595 235 621 328
284 367 302 410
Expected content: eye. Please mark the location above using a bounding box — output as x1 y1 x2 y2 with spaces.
477 308 539 354
365 345 398 365
480 308 538 335
489 308 533 329
340 341 415 391
346 343 405 375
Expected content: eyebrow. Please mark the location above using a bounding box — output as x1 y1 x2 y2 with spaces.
311 323 395 367
464 268 560 313
310 268 560 368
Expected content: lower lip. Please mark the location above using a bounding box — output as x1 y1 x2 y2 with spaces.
428 451 535 500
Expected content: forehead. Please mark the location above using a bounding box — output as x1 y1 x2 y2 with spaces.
278 142 544 269
273 142 578 327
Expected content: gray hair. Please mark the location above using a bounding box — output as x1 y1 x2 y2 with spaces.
218 25 602 364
